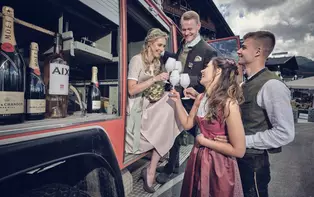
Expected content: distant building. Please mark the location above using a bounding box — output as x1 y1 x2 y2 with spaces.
266 56 299 81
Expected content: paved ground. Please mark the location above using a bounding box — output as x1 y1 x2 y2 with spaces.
157 122 314 197
268 123 314 197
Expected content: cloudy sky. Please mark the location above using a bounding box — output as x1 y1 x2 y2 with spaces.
213 0 314 60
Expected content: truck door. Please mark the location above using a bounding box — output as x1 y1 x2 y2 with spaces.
207 36 243 82
126 0 175 62
123 0 177 166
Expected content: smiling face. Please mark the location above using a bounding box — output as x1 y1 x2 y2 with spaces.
200 60 221 87
181 19 200 43
237 38 260 65
149 37 166 59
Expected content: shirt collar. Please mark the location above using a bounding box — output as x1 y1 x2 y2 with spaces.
246 68 267 81
184 34 201 48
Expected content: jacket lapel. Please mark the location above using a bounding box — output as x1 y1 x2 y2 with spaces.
175 39 185 58
183 40 203 73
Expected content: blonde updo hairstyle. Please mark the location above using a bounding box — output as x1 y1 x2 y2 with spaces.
140 28 168 76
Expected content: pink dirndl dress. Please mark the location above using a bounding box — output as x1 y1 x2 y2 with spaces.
180 94 243 197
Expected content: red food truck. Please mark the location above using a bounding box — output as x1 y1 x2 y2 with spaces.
0 0 240 196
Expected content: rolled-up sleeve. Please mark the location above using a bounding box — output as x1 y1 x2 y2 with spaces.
128 55 142 81
245 79 295 149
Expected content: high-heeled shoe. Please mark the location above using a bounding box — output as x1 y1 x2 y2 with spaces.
137 167 155 193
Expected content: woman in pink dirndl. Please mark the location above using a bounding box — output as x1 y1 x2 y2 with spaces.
170 57 245 197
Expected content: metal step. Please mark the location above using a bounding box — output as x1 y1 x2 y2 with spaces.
121 168 133 197
127 144 193 197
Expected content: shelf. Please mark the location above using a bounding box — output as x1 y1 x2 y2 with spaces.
71 79 118 86
44 31 114 65
112 56 119 62
0 113 118 137
60 31 114 65
70 41 113 63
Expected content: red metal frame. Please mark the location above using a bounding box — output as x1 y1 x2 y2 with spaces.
171 24 178 53
120 0 128 168
144 0 172 27
207 35 241 49
143 0 179 54
0 0 179 171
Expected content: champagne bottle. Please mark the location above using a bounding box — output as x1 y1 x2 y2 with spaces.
44 34 69 118
87 66 101 113
25 42 46 120
0 6 25 124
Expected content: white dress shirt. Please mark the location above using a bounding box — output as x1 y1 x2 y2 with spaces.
245 77 295 149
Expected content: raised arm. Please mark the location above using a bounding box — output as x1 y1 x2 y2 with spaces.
127 55 168 96
128 78 155 96
172 92 202 130
197 100 246 158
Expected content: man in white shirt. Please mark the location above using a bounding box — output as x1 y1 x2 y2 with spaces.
217 31 295 197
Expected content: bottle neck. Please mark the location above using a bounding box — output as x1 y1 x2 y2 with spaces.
91 68 99 87
54 34 62 55
1 15 16 47
29 48 40 74
54 44 61 55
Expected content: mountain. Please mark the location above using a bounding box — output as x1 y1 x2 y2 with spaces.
296 56 313 65
296 56 314 77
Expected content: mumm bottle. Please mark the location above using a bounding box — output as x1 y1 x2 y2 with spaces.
25 42 46 120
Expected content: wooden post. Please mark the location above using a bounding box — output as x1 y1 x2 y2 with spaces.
0 13 55 36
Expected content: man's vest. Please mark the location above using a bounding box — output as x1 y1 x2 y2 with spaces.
241 68 282 154
177 47 191 71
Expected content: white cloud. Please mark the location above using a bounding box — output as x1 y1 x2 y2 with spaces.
213 0 314 60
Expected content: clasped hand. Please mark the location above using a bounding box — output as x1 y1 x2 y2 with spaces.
154 72 169 81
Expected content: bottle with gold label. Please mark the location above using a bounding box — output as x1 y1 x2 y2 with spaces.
25 42 46 120
0 6 25 124
87 66 101 113
44 33 69 118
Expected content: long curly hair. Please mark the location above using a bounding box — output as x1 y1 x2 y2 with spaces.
140 28 168 76
204 57 244 123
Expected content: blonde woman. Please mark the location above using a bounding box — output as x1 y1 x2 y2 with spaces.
125 28 183 193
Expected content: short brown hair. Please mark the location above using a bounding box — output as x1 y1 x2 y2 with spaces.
243 31 276 58
181 10 200 24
